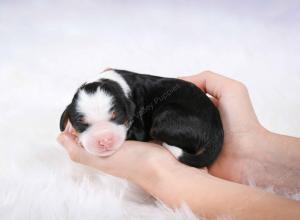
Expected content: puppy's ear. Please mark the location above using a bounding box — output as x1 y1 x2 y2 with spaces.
59 105 70 131
126 99 136 120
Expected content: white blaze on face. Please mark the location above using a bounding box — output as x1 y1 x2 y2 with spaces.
76 87 127 157
77 87 112 123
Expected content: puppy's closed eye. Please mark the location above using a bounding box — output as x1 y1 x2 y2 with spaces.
110 111 129 126
111 111 117 120
77 116 85 123
124 119 129 126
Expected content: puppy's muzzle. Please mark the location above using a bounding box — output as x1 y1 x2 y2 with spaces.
79 121 126 156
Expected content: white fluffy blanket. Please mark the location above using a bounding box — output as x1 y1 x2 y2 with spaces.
1 1 299 219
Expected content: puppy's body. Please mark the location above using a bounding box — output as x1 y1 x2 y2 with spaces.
60 69 223 167
116 70 223 167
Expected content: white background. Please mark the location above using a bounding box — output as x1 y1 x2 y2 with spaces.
1 0 299 139
0 1 299 219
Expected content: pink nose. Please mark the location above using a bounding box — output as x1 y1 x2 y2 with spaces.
97 136 113 149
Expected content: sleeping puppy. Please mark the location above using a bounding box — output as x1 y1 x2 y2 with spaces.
60 69 224 167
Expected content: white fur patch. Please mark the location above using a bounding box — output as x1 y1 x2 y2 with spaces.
162 143 183 159
79 122 127 157
76 87 112 124
87 70 131 97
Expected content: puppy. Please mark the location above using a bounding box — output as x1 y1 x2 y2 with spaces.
60 69 223 167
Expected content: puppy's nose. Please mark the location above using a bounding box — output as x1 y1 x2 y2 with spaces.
97 135 113 149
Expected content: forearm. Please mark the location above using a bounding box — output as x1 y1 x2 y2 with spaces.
265 132 300 168
244 130 300 191
135 160 300 220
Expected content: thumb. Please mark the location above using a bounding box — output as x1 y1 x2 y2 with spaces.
179 71 234 99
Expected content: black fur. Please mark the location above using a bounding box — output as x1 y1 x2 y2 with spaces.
60 69 224 168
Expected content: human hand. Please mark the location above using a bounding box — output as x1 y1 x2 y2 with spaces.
57 122 179 184
180 71 268 183
57 129 300 220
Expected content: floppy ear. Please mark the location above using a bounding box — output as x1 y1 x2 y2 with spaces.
126 99 136 120
59 105 70 131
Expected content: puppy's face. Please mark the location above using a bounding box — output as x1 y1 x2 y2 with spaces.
60 78 135 157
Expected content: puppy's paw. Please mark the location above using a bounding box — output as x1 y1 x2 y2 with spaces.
162 143 183 159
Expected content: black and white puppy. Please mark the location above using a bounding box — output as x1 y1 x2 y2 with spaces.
60 69 224 167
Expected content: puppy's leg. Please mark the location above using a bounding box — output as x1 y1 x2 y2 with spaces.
150 105 223 168
162 143 183 159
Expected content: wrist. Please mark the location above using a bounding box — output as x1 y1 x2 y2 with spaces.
128 155 179 189
239 126 271 159
208 125 270 182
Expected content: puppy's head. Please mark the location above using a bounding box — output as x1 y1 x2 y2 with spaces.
60 77 135 157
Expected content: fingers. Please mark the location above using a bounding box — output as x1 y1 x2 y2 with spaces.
180 71 244 99
57 132 90 164
57 132 113 172
64 120 72 132
207 94 219 107
64 120 78 136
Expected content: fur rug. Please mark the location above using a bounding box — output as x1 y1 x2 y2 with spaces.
0 1 299 219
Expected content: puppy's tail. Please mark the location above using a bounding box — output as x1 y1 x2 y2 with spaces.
179 128 224 168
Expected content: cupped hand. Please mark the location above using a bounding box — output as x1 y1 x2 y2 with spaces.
57 129 178 183
180 71 268 183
